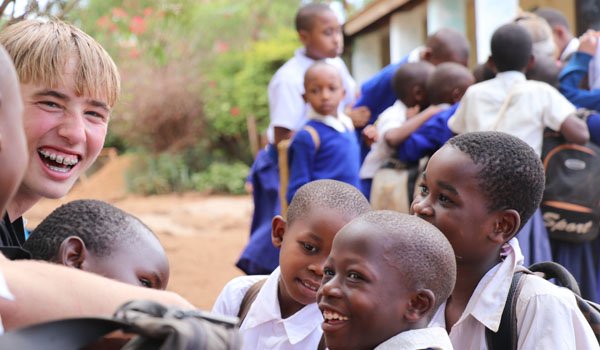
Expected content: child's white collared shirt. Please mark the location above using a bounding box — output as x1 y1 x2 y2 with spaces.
374 327 453 350
429 238 599 349
212 267 323 350
307 107 354 133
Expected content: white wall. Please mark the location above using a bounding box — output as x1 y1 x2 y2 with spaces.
389 1 427 63
351 28 386 85
474 0 519 63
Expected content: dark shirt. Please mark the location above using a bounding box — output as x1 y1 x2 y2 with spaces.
0 213 32 260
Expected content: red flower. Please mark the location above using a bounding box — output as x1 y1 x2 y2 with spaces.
112 7 128 19
230 106 240 117
214 40 230 54
143 7 153 17
97 16 110 29
129 16 146 35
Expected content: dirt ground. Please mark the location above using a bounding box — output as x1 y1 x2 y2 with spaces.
24 155 253 310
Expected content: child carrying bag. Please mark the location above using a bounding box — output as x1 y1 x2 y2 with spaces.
486 261 600 349
0 300 241 350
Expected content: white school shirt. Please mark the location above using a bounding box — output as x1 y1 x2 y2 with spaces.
359 101 407 179
429 239 599 350
448 71 575 155
374 327 453 350
211 267 323 350
266 48 356 143
307 107 354 133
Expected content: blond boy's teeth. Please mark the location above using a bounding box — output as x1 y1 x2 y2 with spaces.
323 310 348 321
39 149 79 166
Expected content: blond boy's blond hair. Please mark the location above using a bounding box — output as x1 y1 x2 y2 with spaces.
0 19 120 108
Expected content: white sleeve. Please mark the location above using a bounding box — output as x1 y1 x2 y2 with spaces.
542 84 577 131
516 278 599 350
268 74 306 131
211 275 266 317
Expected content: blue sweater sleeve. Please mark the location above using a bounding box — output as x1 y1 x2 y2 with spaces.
559 52 600 109
354 58 408 124
396 105 457 163
587 114 600 146
286 130 316 204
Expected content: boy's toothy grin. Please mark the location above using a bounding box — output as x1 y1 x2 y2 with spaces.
323 309 348 322
300 279 320 291
38 148 80 173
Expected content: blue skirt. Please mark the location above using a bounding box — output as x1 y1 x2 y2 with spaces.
236 146 281 275
516 208 552 266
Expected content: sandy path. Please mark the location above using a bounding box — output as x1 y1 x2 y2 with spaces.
24 155 255 310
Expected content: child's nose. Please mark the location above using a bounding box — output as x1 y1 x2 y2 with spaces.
412 198 433 217
319 277 342 298
310 261 325 277
58 111 86 145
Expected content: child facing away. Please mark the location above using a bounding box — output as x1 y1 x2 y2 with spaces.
394 62 475 164
412 131 598 349
23 199 169 290
237 2 364 275
317 210 456 350
447 23 589 267
212 180 370 350
359 61 435 199
285 62 361 203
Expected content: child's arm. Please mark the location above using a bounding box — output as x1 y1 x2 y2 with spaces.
0 256 193 331
559 114 590 144
559 31 600 110
286 130 317 204
397 107 456 164
384 105 444 148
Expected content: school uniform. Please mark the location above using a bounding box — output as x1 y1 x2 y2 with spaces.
238 48 356 275
374 327 453 350
559 52 600 110
353 47 423 162
396 103 458 164
286 109 361 203
359 101 407 199
212 267 323 350
448 70 577 267
429 239 598 350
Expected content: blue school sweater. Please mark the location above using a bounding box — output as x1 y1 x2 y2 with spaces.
287 117 361 203
396 103 458 164
559 52 600 110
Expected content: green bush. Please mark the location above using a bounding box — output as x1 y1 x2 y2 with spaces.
192 161 250 195
126 152 193 195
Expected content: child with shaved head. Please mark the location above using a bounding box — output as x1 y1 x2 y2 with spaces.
213 179 370 350
318 211 455 350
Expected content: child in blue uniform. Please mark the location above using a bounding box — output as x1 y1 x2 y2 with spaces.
318 211 455 350
286 62 360 203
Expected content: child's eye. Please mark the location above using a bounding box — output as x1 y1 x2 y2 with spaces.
139 278 153 288
438 193 452 204
301 242 318 253
419 184 429 196
323 267 335 277
37 101 63 110
85 110 108 121
347 272 362 281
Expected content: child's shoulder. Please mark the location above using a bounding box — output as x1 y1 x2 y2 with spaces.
211 274 268 317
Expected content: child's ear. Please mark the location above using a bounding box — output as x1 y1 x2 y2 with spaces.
271 215 287 248
451 87 463 103
298 29 310 45
421 47 433 62
404 289 435 323
525 55 536 73
302 93 307 103
489 209 521 244
486 56 497 73
58 236 87 269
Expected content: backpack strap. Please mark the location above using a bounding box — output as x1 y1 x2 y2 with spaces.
277 125 320 217
486 270 526 350
237 278 267 325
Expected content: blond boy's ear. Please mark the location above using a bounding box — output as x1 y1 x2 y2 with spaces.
58 236 88 269
488 209 521 244
271 215 287 248
404 289 435 323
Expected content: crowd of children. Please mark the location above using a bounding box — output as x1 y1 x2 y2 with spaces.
0 1 599 349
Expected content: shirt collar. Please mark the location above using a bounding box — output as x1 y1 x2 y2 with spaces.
308 107 354 132
374 327 453 350
408 46 425 63
242 267 323 344
561 38 580 62
430 238 524 332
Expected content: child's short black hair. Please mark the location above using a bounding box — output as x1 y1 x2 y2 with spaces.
295 3 332 32
491 23 533 72
357 210 456 312
534 7 570 30
447 132 544 229
391 61 435 102
25 199 154 261
287 180 370 225
426 62 473 105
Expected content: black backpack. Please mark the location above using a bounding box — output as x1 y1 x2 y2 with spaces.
540 127 600 242
0 300 241 350
486 262 600 349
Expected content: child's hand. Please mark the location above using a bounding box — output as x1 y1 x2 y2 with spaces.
362 125 378 147
422 104 444 118
346 105 371 128
578 30 599 56
406 105 421 119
